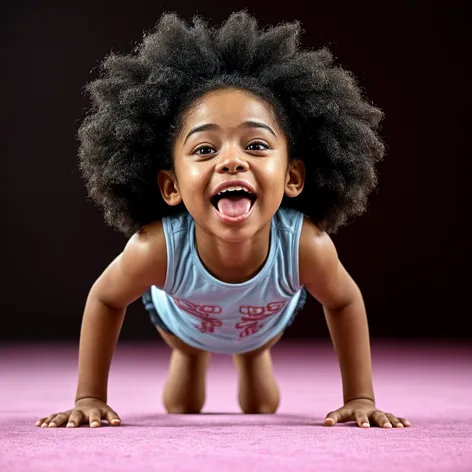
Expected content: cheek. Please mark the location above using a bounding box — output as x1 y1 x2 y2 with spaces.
176 162 209 198
187 165 204 181
261 159 288 185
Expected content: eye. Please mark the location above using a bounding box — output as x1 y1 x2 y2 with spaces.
246 141 270 151
193 145 216 156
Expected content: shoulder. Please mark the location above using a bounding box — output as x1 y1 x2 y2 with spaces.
299 216 336 278
123 219 167 288
90 220 167 308
298 216 360 309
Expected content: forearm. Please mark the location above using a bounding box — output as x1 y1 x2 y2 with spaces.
75 291 126 403
323 295 375 404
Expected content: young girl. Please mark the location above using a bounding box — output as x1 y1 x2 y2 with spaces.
36 11 410 429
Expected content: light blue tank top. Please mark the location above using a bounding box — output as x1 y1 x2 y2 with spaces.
150 207 305 354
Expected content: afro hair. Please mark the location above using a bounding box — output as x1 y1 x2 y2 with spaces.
78 11 385 237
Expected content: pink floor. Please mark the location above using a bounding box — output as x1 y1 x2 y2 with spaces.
1 340 471 472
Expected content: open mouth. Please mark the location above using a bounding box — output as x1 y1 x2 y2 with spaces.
210 189 257 219
210 189 257 210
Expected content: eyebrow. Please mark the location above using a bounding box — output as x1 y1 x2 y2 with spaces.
184 120 277 144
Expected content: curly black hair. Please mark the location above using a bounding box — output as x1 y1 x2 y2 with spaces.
78 11 385 237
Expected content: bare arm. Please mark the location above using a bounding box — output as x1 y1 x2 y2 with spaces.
75 221 167 403
299 218 375 404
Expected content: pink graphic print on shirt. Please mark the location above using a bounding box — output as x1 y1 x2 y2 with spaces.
172 297 223 334
235 301 287 338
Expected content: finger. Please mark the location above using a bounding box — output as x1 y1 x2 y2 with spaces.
48 412 70 428
324 411 341 426
398 417 411 427
36 417 48 427
385 413 403 428
40 414 58 428
66 410 85 428
354 410 370 428
104 409 121 426
372 411 392 428
88 408 102 428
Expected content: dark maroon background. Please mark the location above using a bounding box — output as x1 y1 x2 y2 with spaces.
2 0 469 340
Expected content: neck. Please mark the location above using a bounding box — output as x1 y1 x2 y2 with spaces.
194 221 272 284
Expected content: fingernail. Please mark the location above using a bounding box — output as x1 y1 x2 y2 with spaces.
90 421 99 427
35 421 40 426
384 422 392 428
111 419 120 425
41 423 48 428
66 422 75 428
405 421 411 426
48 422 56 428
397 423 403 428
361 422 370 428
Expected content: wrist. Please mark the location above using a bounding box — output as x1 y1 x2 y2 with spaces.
75 395 107 404
345 396 375 404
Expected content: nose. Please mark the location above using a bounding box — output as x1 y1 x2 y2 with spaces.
215 148 249 174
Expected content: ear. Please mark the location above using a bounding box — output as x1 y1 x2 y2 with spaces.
157 170 183 206
285 159 305 198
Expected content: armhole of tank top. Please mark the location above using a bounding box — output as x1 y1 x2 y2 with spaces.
161 217 175 294
292 211 304 291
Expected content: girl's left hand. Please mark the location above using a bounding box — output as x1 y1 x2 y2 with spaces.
324 398 411 428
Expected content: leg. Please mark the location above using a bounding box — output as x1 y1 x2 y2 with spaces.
156 327 210 414
232 333 283 414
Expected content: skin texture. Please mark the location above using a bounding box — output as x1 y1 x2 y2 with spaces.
36 89 410 429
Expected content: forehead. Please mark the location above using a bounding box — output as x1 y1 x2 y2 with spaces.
183 89 278 129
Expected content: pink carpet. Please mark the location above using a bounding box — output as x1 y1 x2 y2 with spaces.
1 340 471 471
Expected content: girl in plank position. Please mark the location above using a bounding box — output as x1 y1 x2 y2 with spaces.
37 11 410 429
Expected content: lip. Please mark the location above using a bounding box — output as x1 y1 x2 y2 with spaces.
210 180 257 198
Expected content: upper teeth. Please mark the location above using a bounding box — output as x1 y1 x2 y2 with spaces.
217 186 252 195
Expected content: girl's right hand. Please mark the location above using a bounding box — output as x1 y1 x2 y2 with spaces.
35 397 121 428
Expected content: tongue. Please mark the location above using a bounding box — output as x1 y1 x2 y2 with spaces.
217 196 252 217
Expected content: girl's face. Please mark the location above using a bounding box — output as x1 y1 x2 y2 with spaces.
158 88 304 243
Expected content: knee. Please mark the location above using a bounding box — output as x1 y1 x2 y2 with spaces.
164 387 205 414
165 403 203 414
240 400 279 414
